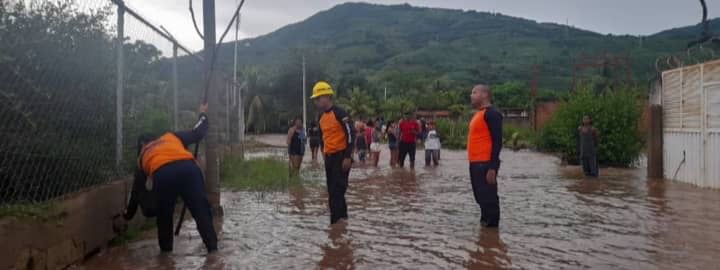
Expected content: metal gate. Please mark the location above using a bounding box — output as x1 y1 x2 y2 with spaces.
661 59 720 188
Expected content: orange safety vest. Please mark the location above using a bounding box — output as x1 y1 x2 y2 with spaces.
319 109 348 155
139 133 194 176
467 109 492 162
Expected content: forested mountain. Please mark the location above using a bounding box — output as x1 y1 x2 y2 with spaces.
178 2 719 131
212 3 717 91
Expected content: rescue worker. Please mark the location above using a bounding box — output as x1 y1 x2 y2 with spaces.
311 81 355 225
123 103 218 253
467 85 503 227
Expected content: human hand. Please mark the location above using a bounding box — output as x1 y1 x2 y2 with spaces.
342 158 352 172
486 169 497 185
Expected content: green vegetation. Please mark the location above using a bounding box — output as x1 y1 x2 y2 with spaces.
1 0 183 203
435 119 469 150
538 85 644 166
192 2 716 132
503 124 538 150
110 218 156 246
221 157 299 191
0 202 57 219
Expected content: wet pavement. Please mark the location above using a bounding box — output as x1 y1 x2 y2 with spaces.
82 135 720 269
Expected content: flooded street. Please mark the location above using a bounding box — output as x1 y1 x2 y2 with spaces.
83 135 720 269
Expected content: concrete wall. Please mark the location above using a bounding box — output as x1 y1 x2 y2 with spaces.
0 178 145 270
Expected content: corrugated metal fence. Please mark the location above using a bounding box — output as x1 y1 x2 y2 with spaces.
661 59 720 188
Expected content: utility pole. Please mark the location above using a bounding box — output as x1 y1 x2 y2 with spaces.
384 84 387 101
203 0 220 210
234 8 245 159
302 55 307 129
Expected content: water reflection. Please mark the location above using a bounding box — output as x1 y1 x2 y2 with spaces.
466 227 511 270
318 222 354 270
83 138 720 269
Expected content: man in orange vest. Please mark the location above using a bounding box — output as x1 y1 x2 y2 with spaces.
467 85 503 227
123 103 217 253
311 81 355 224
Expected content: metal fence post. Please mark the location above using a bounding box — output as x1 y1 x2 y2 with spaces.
115 2 125 170
173 44 179 131
226 81 231 143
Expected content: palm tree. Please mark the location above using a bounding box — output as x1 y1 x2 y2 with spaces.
338 87 376 119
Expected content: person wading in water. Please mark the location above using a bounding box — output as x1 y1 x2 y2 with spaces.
308 122 322 161
578 115 600 177
386 121 399 167
467 85 503 228
398 113 420 169
124 103 218 253
311 81 355 225
287 117 307 177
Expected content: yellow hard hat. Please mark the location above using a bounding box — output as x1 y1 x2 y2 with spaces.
311 81 334 99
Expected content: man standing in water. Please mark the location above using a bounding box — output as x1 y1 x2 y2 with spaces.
578 115 599 177
311 81 355 224
468 84 503 227
398 112 420 169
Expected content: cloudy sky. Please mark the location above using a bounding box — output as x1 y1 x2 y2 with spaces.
122 0 718 52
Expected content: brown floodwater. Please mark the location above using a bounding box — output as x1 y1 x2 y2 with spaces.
81 135 720 269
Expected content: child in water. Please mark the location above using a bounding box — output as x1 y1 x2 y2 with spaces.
355 124 368 164
424 122 441 166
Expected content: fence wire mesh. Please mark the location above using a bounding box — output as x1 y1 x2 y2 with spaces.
0 0 238 207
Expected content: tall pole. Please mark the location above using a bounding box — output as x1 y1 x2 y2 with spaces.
203 0 220 210
235 8 245 159
172 44 179 131
302 55 307 129
233 8 239 109
115 3 125 170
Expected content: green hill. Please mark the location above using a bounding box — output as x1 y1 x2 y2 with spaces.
212 3 717 90
176 2 719 131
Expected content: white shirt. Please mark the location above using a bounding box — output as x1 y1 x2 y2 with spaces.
424 130 441 150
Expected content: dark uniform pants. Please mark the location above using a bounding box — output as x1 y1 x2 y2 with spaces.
154 160 218 252
325 152 351 224
470 162 500 226
398 141 416 166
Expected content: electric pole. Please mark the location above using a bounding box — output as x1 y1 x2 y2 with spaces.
302 55 307 129
203 0 220 210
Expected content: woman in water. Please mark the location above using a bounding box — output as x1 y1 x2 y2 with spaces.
287 118 307 177
386 120 399 167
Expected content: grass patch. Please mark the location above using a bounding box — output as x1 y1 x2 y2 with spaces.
221 156 300 191
110 218 156 246
0 201 58 219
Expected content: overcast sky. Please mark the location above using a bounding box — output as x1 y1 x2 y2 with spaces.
122 0 718 53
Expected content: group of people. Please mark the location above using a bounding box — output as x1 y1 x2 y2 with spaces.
119 78 599 255
304 81 503 228
287 110 443 175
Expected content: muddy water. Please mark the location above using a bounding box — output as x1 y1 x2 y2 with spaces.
82 135 720 269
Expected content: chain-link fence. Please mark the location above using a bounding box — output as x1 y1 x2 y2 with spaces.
0 0 243 207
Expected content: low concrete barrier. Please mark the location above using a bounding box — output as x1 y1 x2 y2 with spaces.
0 178 145 270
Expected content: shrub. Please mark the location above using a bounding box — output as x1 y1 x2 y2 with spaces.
538 85 644 166
435 119 468 149
503 124 538 150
